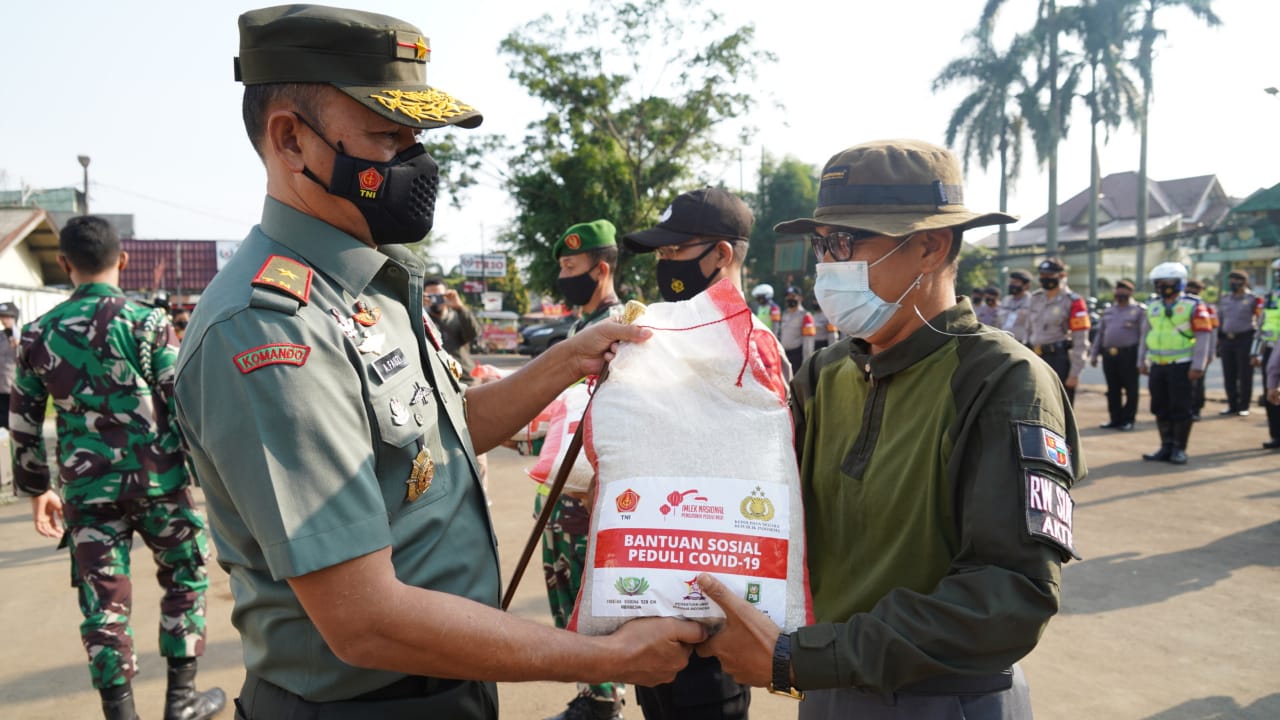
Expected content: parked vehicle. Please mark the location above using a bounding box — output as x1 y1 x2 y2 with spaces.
517 316 575 357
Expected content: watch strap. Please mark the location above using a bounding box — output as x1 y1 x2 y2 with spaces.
768 633 804 700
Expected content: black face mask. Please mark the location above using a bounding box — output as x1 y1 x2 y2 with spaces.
296 114 439 246
656 244 719 301
1039 277 1060 290
786 298 800 308
1229 281 1244 292
556 268 599 307
1007 284 1024 295
985 297 998 306
1114 293 1131 303
1156 284 1180 299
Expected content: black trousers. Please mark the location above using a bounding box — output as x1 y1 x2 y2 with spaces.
1040 346 1075 403
235 673 497 720
1264 346 1280 440
1149 362 1194 422
1219 331 1254 411
637 653 750 720
1101 346 1139 424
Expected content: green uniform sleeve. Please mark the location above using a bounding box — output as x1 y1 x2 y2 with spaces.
9 325 51 495
792 354 1078 692
177 308 391 580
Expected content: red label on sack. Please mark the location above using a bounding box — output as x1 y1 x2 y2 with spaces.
594 527 788 579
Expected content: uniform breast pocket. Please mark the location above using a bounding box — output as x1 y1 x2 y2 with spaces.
370 374 431 451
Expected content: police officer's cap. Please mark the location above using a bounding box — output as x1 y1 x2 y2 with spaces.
1114 279 1135 291
1228 270 1248 281
1009 270 1031 283
554 220 617 259
0 302 18 319
235 4 482 130
1038 258 1065 274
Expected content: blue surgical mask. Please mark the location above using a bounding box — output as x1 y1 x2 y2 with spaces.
813 237 921 339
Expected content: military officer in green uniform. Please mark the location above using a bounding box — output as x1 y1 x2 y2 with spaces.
175 7 703 719
541 219 627 720
10 216 225 720
694 139 1083 719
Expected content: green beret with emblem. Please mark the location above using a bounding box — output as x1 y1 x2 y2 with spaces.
234 4 482 130
554 219 617 259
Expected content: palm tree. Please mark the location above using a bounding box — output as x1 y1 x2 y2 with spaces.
933 33 1032 284
1131 0 1221 282
981 0 1079 257
1063 0 1141 297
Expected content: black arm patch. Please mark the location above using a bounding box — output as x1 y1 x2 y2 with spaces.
1015 421 1075 481
1024 470 1080 561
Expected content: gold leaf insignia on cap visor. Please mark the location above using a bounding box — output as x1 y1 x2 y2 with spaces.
369 89 475 123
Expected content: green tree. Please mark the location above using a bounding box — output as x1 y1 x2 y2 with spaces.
933 32 1032 287
747 153 818 292
1063 0 1141 297
981 0 1081 256
1131 0 1221 281
958 244 997 296
496 0 773 298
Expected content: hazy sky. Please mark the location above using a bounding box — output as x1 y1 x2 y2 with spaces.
2 0 1274 268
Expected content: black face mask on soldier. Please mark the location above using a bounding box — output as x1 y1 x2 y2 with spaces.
556 267 600 307
295 114 439 246
1039 277 1060 290
656 244 719 302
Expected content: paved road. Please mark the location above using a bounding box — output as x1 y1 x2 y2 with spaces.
1 356 1276 719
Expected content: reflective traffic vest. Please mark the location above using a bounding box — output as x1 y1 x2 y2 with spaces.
1261 290 1280 345
1146 298 1198 364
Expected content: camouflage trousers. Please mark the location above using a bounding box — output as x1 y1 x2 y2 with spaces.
534 491 623 703
63 488 210 690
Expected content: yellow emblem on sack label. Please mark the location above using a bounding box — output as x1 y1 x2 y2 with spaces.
740 486 776 522
368 89 475 123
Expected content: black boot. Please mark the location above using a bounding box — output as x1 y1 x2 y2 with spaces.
1168 420 1190 465
1142 421 1173 462
164 658 227 720
101 684 139 720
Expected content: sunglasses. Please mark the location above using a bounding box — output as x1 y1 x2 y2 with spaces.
810 230 879 262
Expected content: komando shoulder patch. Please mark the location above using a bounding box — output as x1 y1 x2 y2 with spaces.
1024 470 1080 560
252 255 313 305
1016 422 1074 480
234 343 311 374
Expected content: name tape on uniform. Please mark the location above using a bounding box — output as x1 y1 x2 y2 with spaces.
1024 470 1080 560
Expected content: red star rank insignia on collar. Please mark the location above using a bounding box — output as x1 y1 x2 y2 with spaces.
251 255 313 305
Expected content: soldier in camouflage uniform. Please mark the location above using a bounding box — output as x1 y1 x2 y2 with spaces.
8 216 225 720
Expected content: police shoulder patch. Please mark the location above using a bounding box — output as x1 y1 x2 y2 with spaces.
252 255 313 305
1016 422 1074 480
1023 470 1080 560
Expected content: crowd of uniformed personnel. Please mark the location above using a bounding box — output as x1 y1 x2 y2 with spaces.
3 4 1278 720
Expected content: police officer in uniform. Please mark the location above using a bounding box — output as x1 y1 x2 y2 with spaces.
1020 258 1091 403
543 219 627 720
1184 279 1215 421
751 283 781 336
175 7 701 719
1139 262 1213 465
1255 258 1280 446
778 285 816 369
695 139 1081 719
1000 270 1032 343
1089 279 1144 430
1215 269 1260 416
975 286 1002 326
0 301 19 429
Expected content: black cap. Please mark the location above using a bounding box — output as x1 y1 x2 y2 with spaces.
235 4 482 130
1039 258 1065 273
1009 270 1031 282
0 302 18 319
623 187 753 252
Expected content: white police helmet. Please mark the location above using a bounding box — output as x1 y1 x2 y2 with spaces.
1271 258 1280 271
752 283 774 299
1149 262 1188 282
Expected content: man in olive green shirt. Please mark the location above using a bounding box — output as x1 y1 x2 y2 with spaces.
696 140 1082 719
175 6 702 719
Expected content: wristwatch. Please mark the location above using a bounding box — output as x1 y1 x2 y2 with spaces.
768 633 804 700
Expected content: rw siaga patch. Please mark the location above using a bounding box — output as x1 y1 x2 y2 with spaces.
1024 470 1080 560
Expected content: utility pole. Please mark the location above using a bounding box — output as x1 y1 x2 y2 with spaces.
76 155 90 214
